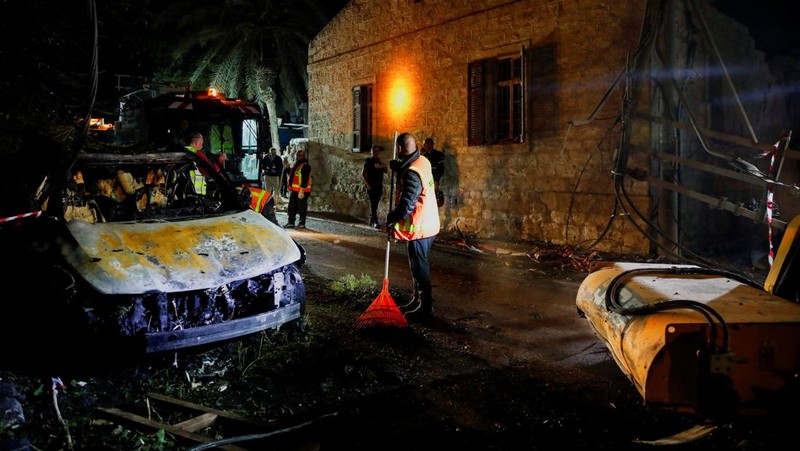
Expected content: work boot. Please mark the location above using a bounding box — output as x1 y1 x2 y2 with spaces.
404 297 433 323
398 296 420 314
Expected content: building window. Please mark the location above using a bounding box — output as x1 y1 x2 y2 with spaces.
468 44 558 146
353 84 373 152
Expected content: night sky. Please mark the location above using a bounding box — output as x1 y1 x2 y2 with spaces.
713 0 800 58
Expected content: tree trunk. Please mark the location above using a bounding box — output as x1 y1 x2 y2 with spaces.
264 87 280 152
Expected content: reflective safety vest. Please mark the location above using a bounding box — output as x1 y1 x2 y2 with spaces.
290 163 312 193
246 186 270 214
185 145 208 195
392 156 441 241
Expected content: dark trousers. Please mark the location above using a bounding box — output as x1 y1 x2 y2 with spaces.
287 191 309 225
280 170 290 197
407 236 435 305
368 188 382 223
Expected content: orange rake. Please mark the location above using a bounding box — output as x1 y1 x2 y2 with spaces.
354 275 408 329
355 131 408 329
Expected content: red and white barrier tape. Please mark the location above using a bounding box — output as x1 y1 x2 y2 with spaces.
765 142 778 267
0 210 42 224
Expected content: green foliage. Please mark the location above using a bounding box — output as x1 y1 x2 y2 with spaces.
233 318 313 378
328 274 378 306
111 426 177 450
150 0 333 106
147 0 343 149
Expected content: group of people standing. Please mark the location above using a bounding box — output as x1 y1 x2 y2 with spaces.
259 146 312 229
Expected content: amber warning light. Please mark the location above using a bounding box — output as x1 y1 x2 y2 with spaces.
89 118 113 131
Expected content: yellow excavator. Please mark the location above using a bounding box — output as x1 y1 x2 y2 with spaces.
576 215 800 418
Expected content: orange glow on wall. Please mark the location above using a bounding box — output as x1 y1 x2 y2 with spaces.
390 79 411 117
380 62 419 132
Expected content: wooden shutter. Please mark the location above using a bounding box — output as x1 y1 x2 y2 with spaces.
467 60 486 146
352 86 362 151
352 85 373 152
519 47 525 143
362 84 373 152
484 58 498 145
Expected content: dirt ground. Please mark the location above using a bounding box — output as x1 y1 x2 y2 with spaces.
0 212 793 450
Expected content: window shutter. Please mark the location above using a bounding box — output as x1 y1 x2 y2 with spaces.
352 85 373 152
467 60 486 146
520 47 525 143
352 86 362 151
526 43 559 140
362 84 373 151
484 58 498 145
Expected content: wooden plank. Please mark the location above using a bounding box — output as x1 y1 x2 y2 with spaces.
173 412 218 433
630 144 770 187
147 393 269 428
647 176 787 230
632 111 799 159
634 424 719 445
96 407 250 451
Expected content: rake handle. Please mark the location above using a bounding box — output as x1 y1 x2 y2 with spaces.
384 131 398 280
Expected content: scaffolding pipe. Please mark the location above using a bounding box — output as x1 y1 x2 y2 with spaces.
688 0 758 144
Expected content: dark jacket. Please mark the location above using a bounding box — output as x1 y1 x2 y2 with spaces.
263 154 283 177
423 149 445 182
362 156 386 191
387 152 423 224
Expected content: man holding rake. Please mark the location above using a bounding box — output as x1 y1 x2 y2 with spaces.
386 132 441 322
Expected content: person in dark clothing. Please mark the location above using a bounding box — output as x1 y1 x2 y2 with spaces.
386 133 441 322
279 156 291 199
362 144 388 227
284 149 312 228
261 147 284 203
421 137 445 206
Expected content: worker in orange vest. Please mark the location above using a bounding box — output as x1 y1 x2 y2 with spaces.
184 132 221 195
386 132 441 322
284 149 312 229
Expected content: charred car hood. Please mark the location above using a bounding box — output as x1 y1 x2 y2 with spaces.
62 209 301 294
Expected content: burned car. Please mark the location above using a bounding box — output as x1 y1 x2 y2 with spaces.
1 144 305 367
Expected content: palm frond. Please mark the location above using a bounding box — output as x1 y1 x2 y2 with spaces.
189 47 221 89
211 46 243 97
149 0 346 145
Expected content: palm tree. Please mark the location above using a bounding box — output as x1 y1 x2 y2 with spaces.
150 0 335 148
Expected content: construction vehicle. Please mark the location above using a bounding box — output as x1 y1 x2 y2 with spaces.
570 0 800 419
576 217 800 419
114 84 278 223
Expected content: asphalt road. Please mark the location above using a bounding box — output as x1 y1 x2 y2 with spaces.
278 211 609 374
272 211 790 450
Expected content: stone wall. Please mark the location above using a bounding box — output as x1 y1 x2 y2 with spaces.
303 0 799 261
307 0 648 254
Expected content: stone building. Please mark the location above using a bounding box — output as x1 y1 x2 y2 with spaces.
304 0 798 259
